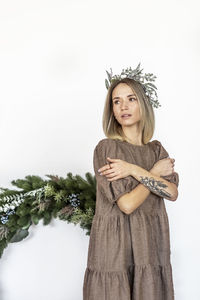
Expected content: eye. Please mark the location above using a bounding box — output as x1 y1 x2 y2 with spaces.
113 100 120 104
113 97 137 105
130 97 137 102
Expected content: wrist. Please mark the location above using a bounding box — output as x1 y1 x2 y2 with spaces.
150 167 159 176
130 164 139 177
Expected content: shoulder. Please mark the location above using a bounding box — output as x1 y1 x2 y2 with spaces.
93 138 125 160
150 139 162 150
150 139 162 147
149 139 163 157
93 139 118 165
94 138 116 151
150 139 170 159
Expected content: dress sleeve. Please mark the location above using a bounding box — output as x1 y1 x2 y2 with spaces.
153 140 179 187
93 139 140 205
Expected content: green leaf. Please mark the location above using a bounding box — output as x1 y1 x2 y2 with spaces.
17 215 30 227
9 229 29 243
31 215 39 225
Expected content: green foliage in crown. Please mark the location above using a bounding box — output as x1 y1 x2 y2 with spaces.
105 62 161 108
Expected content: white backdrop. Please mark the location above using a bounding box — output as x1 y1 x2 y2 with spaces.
0 0 199 299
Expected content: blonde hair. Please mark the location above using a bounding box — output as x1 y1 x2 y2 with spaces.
102 78 155 145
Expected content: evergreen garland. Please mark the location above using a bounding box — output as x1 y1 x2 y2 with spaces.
0 173 96 258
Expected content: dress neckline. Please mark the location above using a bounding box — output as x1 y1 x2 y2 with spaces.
115 139 152 148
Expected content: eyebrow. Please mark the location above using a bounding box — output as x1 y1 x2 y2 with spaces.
112 94 136 101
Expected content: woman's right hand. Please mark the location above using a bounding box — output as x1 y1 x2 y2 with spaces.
151 157 175 177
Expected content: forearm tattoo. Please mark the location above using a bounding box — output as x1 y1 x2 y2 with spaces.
139 176 172 198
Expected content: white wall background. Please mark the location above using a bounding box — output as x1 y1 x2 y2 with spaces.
0 0 199 299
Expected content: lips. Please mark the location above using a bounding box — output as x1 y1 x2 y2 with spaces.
121 114 132 118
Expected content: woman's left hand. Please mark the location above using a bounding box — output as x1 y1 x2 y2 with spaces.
97 157 133 181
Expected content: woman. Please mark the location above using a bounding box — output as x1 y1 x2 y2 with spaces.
83 67 179 300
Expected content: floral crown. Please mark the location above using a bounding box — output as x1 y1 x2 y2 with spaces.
105 62 161 108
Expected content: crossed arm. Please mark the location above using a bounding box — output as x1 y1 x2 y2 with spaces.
116 165 178 215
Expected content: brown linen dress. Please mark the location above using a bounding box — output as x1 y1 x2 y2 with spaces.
83 138 179 300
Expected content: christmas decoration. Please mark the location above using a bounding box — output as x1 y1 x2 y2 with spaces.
0 173 96 258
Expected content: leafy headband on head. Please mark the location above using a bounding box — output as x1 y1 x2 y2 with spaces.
105 62 161 108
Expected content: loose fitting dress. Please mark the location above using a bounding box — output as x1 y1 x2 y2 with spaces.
83 138 179 300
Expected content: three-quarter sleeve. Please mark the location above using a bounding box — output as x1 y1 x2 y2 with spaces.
93 139 140 205
153 140 179 187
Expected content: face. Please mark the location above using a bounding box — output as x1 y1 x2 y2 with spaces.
112 83 142 127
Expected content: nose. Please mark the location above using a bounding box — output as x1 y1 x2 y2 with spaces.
120 100 129 109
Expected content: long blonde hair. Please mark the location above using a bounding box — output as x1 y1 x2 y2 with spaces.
102 78 155 144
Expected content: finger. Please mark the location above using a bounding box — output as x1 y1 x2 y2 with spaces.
98 163 112 173
107 175 120 181
101 169 115 176
105 171 118 178
106 157 119 162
